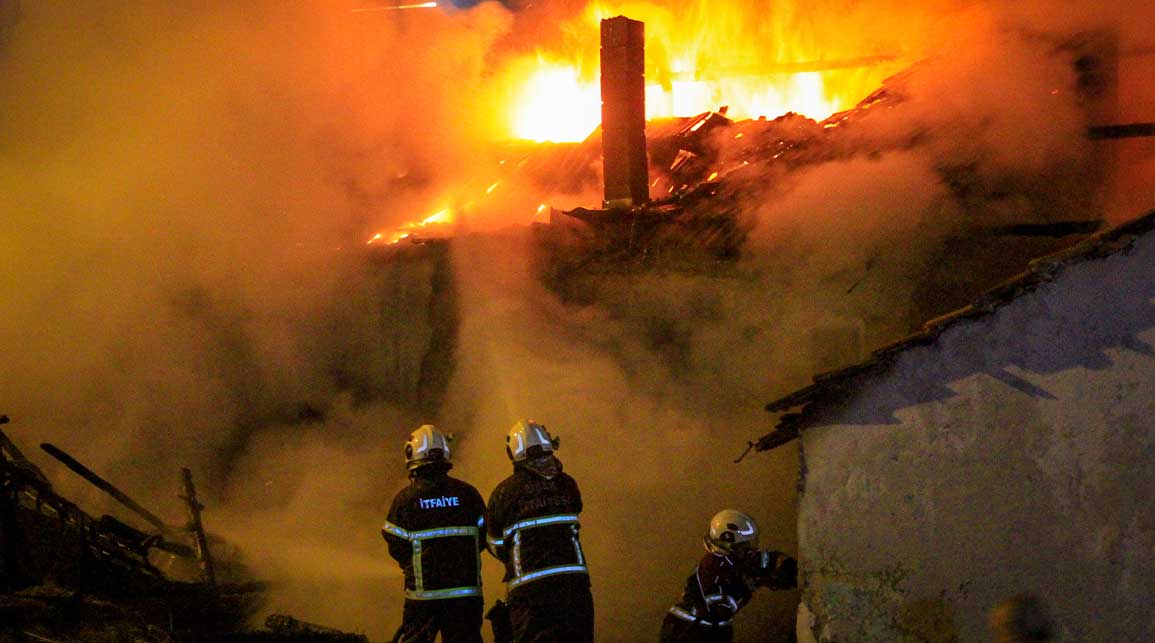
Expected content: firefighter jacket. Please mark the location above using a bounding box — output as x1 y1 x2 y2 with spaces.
485 457 589 599
382 468 487 601
667 549 796 628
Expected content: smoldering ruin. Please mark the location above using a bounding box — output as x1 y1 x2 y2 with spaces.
2 0 1154 641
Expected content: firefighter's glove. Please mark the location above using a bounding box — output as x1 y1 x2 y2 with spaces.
751 552 798 590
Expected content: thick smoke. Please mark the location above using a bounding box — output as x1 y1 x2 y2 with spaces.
2 0 1152 641
437 2 1155 640
0 0 515 635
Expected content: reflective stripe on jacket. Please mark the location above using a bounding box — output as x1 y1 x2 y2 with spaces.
668 548 795 627
667 605 732 628
668 552 749 628
485 463 589 595
383 473 486 600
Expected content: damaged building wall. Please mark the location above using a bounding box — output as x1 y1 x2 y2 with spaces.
355 242 457 420
795 229 1155 641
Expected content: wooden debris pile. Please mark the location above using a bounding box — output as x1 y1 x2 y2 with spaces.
524 70 918 287
0 416 370 643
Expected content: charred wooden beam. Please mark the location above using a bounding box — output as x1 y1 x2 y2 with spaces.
600 16 648 208
266 614 369 642
1 418 50 489
40 443 170 535
1088 122 1155 139
179 467 216 587
38 443 196 559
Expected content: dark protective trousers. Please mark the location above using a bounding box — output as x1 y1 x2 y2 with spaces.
508 587 595 643
658 612 734 643
393 597 484 643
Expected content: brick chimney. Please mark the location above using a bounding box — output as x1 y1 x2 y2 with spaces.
600 16 649 208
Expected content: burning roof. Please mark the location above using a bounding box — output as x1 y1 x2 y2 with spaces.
4 2 1153 640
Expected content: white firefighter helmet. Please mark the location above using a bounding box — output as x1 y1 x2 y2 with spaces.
704 509 759 555
404 424 453 470
506 419 560 462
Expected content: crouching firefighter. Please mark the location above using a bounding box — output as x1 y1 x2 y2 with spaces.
382 425 487 643
659 509 797 643
486 420 594 642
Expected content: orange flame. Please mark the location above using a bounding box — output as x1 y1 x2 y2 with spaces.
368 208 454 245
499 0 907 142
371 0 920 240
510 58 603 142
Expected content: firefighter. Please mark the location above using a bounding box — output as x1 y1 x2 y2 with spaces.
382 425 487 643
485 419 594 642
659 509 797 643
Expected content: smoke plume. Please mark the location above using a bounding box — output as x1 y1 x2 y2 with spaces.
1 0 1152 641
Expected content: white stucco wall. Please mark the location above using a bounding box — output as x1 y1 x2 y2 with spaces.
797 229 1155 641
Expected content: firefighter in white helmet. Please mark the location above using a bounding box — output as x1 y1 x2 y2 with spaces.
659 509 797 642
485 420 593 642
382 425 487 643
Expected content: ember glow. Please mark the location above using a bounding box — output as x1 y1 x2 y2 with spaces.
368 208 454 244
502 0 908 142
352 2 438 12
369 0 921 241
510 59 603 143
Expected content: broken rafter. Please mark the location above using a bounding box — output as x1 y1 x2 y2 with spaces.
1088 122 1155 139
40 442 171 535
180 467 217 587
38 442 193 557
1 416 50 488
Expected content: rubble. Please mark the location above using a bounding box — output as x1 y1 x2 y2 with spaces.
38 442 193 559
510 68 919 288
259 615 370 642
0 417 369 643
178 467 216 587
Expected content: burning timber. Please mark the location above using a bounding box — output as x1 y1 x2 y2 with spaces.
366 36 1123 397
0 416 367 643
529 102 880 294
378 60 1107 314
